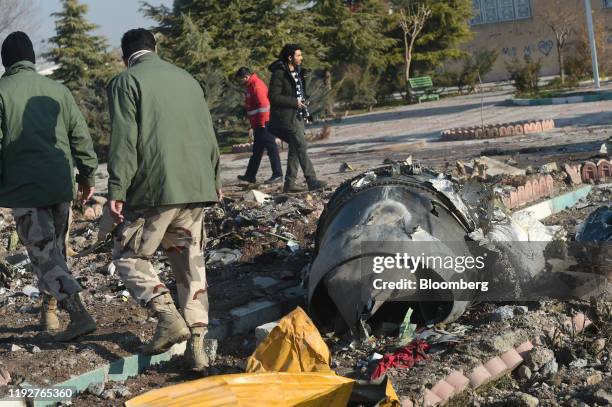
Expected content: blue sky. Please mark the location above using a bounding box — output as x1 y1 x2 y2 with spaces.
32 0 173 52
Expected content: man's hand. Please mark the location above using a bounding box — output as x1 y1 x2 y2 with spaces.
109 200 125 223
78 183 95 205
297 99 306 109
217 188 224 201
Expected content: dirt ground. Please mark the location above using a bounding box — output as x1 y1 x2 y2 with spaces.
0 193 323 391
61 186 611 407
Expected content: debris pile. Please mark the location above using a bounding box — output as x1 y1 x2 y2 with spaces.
0 155 610 406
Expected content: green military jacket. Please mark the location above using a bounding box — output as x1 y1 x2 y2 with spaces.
0 61 97 208
106 53 221 208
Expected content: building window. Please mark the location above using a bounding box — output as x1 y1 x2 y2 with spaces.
605 0 612 8
471 0 532 25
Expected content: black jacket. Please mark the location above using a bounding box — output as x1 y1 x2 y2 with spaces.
267 60 308 131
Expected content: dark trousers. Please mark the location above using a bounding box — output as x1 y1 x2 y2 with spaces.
245 125 283 179
270 118 316 185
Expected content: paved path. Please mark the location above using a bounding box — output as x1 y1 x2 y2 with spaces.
94 89 612 194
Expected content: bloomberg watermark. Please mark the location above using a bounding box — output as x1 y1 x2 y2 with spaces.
360 241 610 302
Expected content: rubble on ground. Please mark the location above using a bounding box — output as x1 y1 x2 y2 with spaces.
0 154 610 406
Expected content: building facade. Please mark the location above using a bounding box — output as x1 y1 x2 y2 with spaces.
462 0 612 81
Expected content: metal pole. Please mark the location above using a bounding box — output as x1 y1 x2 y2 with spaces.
584 0 601 88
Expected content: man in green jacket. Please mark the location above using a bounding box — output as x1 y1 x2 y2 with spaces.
107 29 222 370
0 32 98 341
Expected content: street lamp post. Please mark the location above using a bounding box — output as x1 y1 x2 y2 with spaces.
584 0 601 88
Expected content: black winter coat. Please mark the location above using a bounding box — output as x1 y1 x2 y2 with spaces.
267 60 308 131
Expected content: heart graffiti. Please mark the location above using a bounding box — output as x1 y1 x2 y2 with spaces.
538 40 554 56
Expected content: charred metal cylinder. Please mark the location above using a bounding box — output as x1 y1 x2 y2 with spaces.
308 164 483 335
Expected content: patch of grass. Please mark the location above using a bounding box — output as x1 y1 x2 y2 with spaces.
515 77 580 99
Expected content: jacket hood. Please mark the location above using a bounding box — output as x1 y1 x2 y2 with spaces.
1 60 35 78
268 60 286 72
246 72 261 86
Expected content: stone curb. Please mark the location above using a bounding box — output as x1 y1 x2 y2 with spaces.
441 119 554 141
514 183 611 221
402 313 593 406
498 174 555 210
496 156 611 211
514 185 593 221
511 91 612 106
2 285 305 407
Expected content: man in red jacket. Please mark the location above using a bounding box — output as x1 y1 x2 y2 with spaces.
236 67 283 184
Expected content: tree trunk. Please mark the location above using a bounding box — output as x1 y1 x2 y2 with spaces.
404 33 418 102
404 32 411 83
557 43 564 84
560 53 565 84
324 69 335 116
403 32 411 101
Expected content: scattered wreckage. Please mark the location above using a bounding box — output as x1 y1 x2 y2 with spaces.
307 162 610 337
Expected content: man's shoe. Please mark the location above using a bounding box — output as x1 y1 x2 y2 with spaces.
40 294 60 332
307 180 327 191
264 175 283 185
54 293 97 342
283 183 306 193
140 293 190 354
237 175 256 184
185 326 210 370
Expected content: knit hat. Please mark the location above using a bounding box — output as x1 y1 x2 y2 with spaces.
1 31 35 68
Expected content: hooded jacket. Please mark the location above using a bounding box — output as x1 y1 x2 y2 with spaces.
0 61 97 208
267 60 308 131
244 73 270 128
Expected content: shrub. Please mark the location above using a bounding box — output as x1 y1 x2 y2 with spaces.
335 64 378 110
545 76 578 90
506 55 542 95
435 50 498 94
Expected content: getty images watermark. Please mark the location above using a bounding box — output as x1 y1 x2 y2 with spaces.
359 241 610 302
371 252 489 292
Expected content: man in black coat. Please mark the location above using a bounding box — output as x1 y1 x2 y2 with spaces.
268 44 326 193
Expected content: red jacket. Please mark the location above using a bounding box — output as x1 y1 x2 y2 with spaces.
244 73 270 128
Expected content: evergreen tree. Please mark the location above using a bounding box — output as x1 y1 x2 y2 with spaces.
46 0 114 89
142 0 326 126
143 0 320 75
164 15 242 127
46 0 120 150
310 0 395 110
141 0 474 113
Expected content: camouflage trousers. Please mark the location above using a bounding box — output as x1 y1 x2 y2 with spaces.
12 202 82 301
112 204 208 327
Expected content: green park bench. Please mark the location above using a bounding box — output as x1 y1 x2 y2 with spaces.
408 76 440 103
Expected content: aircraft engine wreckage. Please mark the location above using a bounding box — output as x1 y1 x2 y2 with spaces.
307 163 610 337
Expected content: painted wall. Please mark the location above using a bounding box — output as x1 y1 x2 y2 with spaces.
454 0 612 81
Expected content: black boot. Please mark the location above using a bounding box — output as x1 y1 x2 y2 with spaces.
264 175 283 184
237 175 256 183
307 179 327 191
283 182 306 193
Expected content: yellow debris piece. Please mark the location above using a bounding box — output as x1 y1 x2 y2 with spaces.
124 371 354 407
380 379 401 407
246 307 332 373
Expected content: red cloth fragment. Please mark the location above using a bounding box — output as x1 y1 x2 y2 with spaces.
371 339 431 380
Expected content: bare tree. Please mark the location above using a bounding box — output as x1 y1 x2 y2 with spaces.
0 0 36 39
540 1 579 84
398 2 432 84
